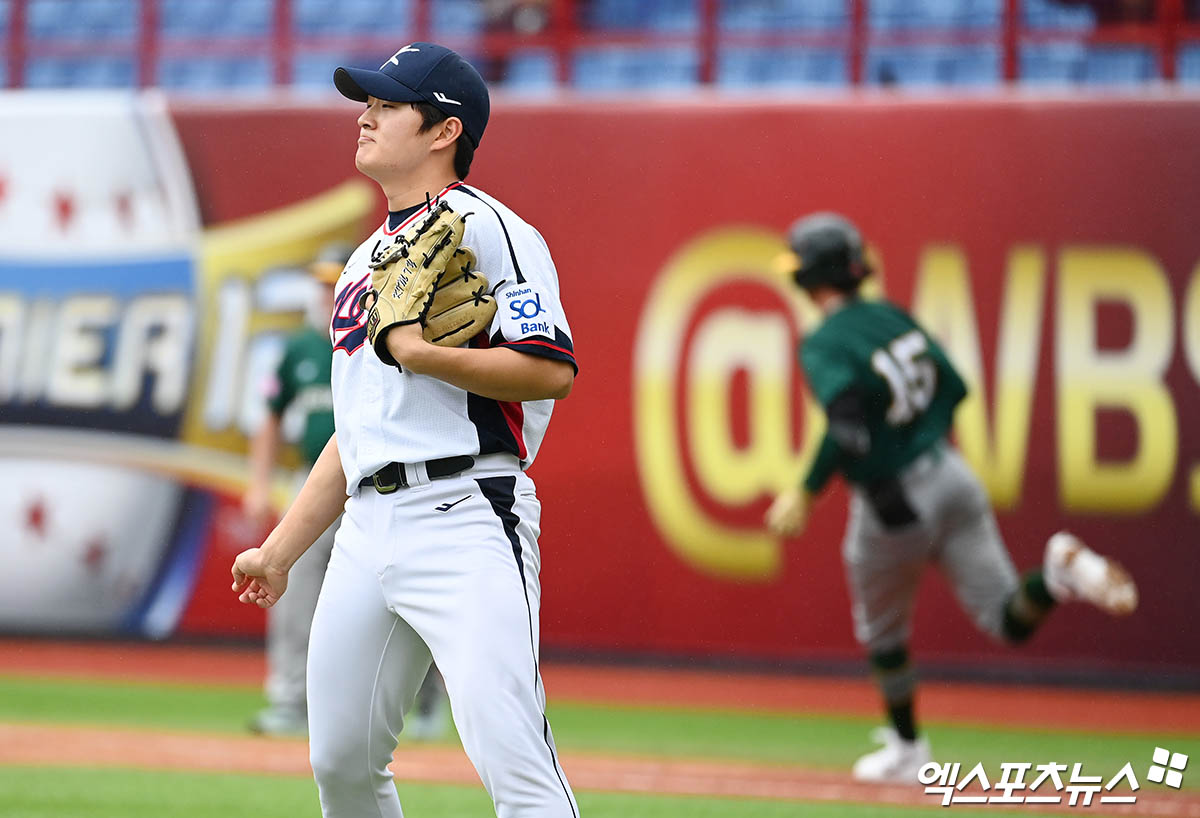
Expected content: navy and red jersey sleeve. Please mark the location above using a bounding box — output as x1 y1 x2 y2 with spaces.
489 280 577 373
456 187 577 374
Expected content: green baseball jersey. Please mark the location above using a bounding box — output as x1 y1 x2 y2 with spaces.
800 298 966 493
267 326 335 466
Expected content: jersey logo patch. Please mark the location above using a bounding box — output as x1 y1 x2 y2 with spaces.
498 281 555 341
332 275 370 355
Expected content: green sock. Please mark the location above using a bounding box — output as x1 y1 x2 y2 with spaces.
1023 569 1056 608
870 647 918 741
888 699 918 742
1002 569 1057 643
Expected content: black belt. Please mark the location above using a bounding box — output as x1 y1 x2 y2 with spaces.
359 455 476 494
864 476 919 530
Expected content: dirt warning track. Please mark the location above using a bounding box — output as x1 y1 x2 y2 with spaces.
2 639 1198 734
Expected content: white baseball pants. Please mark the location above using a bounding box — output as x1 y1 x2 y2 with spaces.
306 466 578 818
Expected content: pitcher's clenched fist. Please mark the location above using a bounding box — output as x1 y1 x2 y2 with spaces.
231 547 290 608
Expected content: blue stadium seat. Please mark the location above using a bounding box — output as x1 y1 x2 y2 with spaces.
292 52 340 88
292 51 378 89
294 0 412 36
1082 46 1157 84
504 50 557 91
953 44 1001 84
868 0 918 31
1019 42 1086 82
962 0 1002 28
648 0 700 33
573 46 698 90
431 0 484 35
917 0 960 28
27 0 136 41
920 0 1002 29
585 0 646 29
227 0 274 36
25 55 136 88
358 0 412 36
1023 43 1155 85
160 0 223 37
868 45 1000 86
160 0 274 39
717 47 847 87
157 55 273 91
1179 44 1200 84
294 0 335 34
720 0 846 32
870 0 998 31
76 55 137 86
1021 0 1095 30
23 56 67 87
586 0 708 32
79 0 137 40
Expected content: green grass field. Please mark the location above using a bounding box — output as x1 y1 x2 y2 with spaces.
1 766 1068 818
0 674 1194 817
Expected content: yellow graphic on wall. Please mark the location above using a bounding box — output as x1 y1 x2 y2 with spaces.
633 228 826 582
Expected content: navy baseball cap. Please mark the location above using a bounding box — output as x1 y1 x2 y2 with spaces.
334 43 490 148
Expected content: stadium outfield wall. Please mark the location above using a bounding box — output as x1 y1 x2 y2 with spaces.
2 92 1197 677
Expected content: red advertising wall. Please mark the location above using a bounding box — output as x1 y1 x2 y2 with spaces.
172 96 1200 674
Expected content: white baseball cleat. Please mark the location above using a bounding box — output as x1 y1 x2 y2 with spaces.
1043 532 1138 616
852 727 933 783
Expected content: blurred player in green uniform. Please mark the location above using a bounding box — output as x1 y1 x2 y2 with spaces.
766 212 1138 782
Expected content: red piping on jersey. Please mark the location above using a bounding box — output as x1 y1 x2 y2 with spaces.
498 399 528 460
502 338 575 360
383 181 464 236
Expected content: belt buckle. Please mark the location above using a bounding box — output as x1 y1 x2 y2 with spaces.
372 471 399 495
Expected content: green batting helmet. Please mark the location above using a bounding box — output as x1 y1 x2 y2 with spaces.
780 212 873 292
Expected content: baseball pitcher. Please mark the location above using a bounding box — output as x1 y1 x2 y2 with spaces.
231 44 579 817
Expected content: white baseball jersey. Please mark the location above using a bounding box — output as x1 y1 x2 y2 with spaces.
329 182 576 492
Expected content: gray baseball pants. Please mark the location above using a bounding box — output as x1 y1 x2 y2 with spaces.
842 444 1020 653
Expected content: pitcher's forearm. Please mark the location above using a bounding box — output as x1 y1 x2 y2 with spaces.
402 342 573 401
260 434 346 570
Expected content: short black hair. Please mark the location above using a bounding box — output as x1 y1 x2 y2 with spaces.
411 101 475 180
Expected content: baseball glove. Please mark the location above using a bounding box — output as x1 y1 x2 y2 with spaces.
422 246 499 347
360 201 489 364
